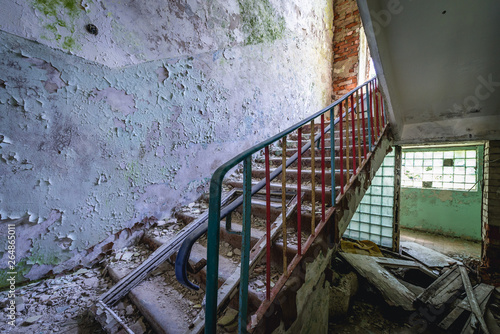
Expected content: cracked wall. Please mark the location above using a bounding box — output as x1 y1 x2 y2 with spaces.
0 0 334 285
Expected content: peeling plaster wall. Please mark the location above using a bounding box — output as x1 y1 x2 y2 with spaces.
0 1 333 284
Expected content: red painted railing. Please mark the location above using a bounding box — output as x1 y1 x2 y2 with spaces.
203 77 388 333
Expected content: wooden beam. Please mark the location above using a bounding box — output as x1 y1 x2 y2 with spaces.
340 252 416 311
401 241 460 268
458 265 490 334
438 283 494 330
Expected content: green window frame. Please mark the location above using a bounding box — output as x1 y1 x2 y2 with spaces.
401 146 480 191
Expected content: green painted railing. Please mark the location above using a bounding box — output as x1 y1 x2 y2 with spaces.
205 77 384 333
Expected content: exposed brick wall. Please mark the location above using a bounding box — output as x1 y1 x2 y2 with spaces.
333 0 361 100
481 140 500 285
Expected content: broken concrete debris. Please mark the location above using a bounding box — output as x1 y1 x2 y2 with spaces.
0 267 115 333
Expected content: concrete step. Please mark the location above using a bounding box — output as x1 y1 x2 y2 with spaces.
227 180 335 206
286 127 370 142
272 144 362 158
108 239 264 334
268 156 354 168
252 168 349 185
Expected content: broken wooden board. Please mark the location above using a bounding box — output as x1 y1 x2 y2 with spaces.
438 283 494 330
374 256 438 279
340 252 416 311
416 266 463 309
401 241 460 268
459 265 490 334
461 293 490 334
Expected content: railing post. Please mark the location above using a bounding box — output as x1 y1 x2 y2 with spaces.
330 108 335 205
380 87 385 127
355 90 362 168
345 98 350 183
350 94 357 175
281 136 288 275
361 86 367 159
320 114 326 222
375 85 381 138
310 121 316 235
369 81 376 144
339 101 344 194
297 128 302 256
264 146 271 299
205 180 223 334
238 156 252 333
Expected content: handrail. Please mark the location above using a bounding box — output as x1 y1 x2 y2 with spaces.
175 96 361 290
175 113 343 289
202 77 378 333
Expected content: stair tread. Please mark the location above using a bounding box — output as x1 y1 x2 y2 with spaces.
108 261 205 334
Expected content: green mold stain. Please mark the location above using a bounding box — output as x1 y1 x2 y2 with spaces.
32 0 82 51
33 0 81 18
62 36 76 50
238 0 285 45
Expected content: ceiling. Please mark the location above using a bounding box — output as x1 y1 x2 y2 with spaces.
357 0 500 144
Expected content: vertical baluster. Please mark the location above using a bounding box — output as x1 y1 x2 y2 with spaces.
225 212 232 232
375 84 380 138
369 81 375 146
350 94 357 175
380 88 385 128
238 156 252 333
339 101 345 194
330 107 335 204
355 90 362 168
297 128 302 256
281 136 287 276
361 86 367 159
320 114 326 222
264 146 271 300
366 84 372 152
345 98 350 183
380 87 387 129
310 121 316 235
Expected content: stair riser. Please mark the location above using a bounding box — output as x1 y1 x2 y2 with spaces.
286 129 370 143
301 120 367 132
269 156 355 168
274 145 361 158
235 202 281 222
227 181 334 206
252 170 348 185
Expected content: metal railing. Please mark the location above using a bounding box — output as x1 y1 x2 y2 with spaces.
199 77 386 333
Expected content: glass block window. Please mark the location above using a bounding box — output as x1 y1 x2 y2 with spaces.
345 150 395 248
401 148 478 191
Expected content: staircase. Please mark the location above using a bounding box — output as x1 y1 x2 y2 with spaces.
94 77 394 334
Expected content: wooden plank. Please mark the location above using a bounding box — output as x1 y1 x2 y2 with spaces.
427 270 463 309
401 241 460 268
461 292 490 334
417 266 459 305
438 283 494 330
458 265 490 334
374 257 438 279
340 253 416 311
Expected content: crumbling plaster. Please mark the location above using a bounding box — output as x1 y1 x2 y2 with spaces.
0 0 334 284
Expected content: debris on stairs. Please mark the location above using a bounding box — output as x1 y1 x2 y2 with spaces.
93 79 395 333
